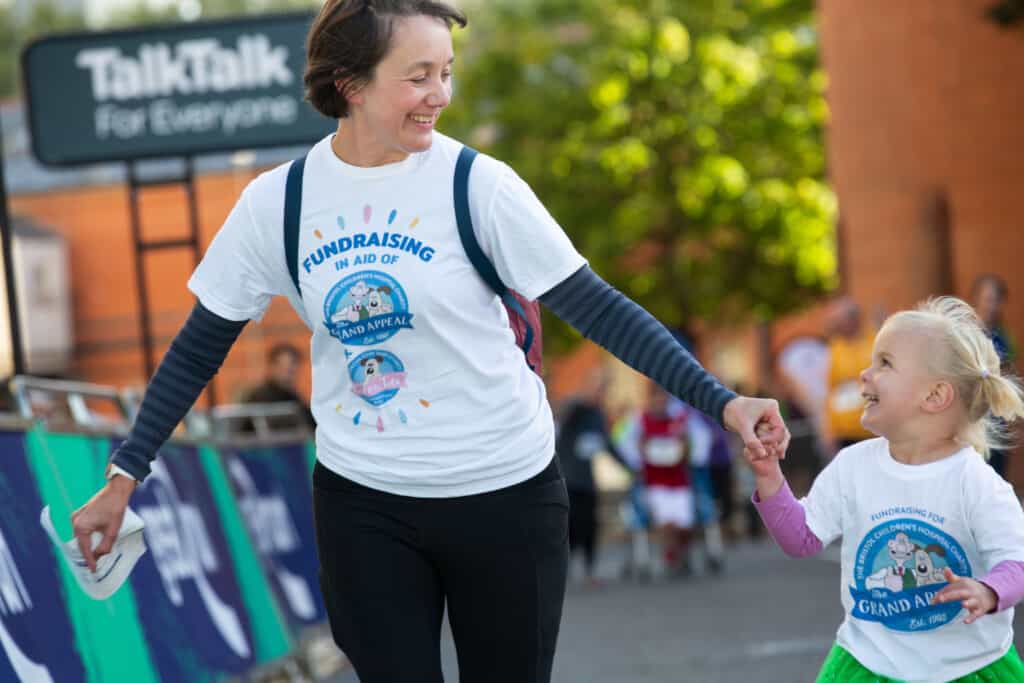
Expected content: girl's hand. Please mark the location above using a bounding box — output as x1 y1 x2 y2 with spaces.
931 568 998 624
741 443 786 498
722 396 790 460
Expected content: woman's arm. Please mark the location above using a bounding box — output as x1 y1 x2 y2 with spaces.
540 266 735 423
72 302 246 571
540 265 788 457
111 302 248 479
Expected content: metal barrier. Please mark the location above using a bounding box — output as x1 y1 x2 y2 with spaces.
9 375 132 433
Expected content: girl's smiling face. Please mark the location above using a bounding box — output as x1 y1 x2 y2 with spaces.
859 322 938 438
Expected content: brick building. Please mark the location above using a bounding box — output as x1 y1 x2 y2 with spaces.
818 0 1024 320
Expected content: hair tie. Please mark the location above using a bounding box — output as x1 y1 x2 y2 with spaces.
981 369 991 379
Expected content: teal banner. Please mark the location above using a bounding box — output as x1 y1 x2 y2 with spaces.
24 429 160 683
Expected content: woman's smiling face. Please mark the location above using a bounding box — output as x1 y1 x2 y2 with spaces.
346 14 455 163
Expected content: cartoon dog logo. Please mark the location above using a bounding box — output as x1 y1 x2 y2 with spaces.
361 356 383 377
365 286 394 317
912 545 948 587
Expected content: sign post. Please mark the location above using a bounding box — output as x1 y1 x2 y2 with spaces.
0 122 25 377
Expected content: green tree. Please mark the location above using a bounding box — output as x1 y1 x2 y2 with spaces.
1 2 86 99
443 0 836 351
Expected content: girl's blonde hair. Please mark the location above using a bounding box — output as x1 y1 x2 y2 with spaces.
883 296 1024 457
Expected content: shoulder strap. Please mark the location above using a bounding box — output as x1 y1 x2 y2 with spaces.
453 145 535 360
284 154 307 298
454 146 506 297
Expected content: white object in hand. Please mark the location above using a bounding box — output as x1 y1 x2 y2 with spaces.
39 505 147 600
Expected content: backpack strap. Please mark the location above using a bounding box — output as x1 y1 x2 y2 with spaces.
453 145 536 360
284 154 307 298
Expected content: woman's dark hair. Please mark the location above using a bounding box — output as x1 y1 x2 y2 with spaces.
304 0 467 119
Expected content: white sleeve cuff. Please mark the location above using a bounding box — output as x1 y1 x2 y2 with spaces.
107 464 138 482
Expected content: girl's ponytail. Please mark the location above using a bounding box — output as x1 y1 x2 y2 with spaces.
890 296 1024 458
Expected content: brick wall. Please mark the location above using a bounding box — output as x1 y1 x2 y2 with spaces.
10 169 313 407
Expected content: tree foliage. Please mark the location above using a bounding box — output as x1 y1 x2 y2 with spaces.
442 0 836 350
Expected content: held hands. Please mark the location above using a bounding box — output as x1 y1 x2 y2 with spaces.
722 396 789 499
722 396 790 460
931 568 998 624
70 475 136 573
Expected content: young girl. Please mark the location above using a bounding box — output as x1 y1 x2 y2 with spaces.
750 297 1024 682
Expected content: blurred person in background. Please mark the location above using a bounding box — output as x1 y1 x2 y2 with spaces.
242 342 316 432
556 369 629 587
626 382 695 578
67 0 788 680
972 273 1017 479
683 405 728 572
824 297 875 455
774 348 828 497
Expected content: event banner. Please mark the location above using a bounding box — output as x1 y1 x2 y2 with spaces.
0 430 88 683
125 442 267 681
22 13 334 165
221 443 325 633
22 429 159 683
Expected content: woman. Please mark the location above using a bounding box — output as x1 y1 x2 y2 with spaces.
71 2 788 681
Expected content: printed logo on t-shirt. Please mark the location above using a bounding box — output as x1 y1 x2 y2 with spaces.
849 518 971 632
323 271 413 346
348 350 407 407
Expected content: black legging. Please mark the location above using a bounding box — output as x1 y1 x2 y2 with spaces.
567 489 598 577
313 458 569 683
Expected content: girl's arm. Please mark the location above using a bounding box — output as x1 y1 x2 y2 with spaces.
979 561 1024 612
747 456 824 558
753 478 824 558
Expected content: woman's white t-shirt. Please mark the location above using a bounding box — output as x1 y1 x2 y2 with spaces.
189 132 586 497
803 438 1024 682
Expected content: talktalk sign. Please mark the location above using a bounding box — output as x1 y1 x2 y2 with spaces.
22 13 334 165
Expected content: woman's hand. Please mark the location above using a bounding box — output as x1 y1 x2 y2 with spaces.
931 568 998 624
723 396 790 460
71 475 136 573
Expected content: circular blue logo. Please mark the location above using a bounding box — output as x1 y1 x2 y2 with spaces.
850 518 971 632
323 271 413 346
348 350 407 407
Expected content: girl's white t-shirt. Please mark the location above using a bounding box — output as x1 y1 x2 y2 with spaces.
803 437 1024 682
189 132 586 497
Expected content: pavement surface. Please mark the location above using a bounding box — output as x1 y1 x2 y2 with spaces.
326 539 1024 682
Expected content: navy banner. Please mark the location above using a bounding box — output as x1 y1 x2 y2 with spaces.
126 442 257 680
0 431 87 683
222 443 325 632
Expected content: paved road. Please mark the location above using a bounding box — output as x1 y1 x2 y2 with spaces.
328 540 1024 682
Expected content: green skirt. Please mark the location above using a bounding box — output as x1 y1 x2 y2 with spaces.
816 643 1024 682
